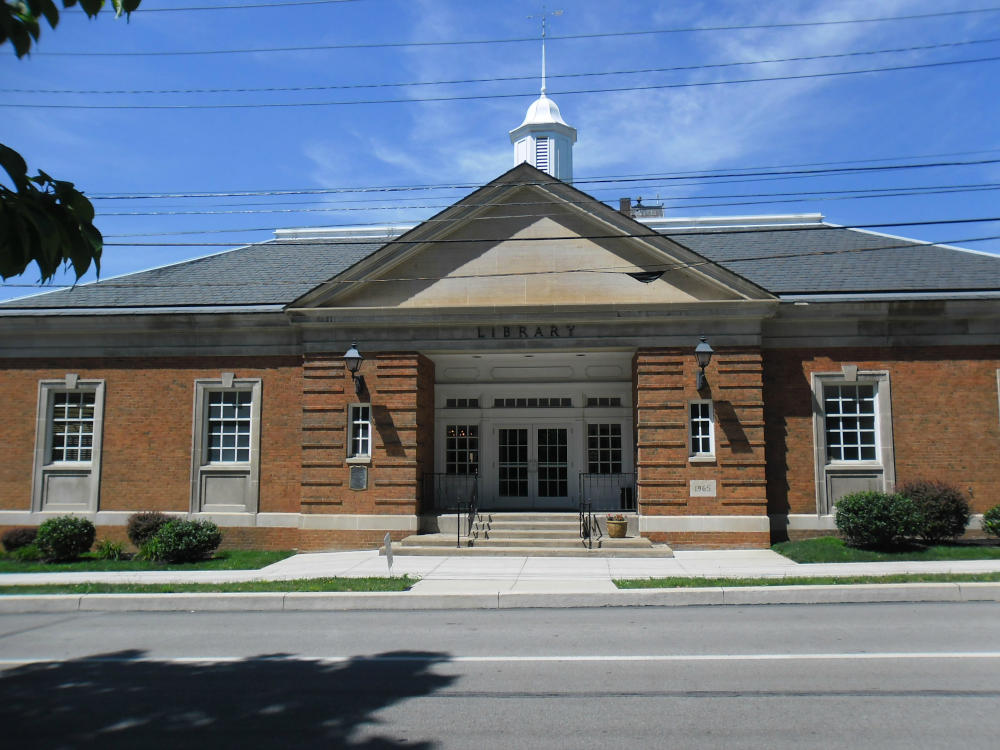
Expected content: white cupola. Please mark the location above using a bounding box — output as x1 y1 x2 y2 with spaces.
509 92 577 182
509 14 577 182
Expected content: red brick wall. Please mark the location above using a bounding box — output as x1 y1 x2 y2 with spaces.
0 356 302 514
299 351 425 516
764 346 1000 519
634 347 768 521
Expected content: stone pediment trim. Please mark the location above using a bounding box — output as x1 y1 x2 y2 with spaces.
288 164 774 310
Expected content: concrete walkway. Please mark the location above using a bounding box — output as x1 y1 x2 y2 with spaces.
2 550 1000 606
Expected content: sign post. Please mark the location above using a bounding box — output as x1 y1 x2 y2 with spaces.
384 531 393 574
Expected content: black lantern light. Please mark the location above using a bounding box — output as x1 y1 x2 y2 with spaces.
344 342 366 396
695 335 714 390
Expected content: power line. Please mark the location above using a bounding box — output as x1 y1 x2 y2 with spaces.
5 232 999 290
85 158 1000 200
6 55 999 109
8 37 998 95
92 217 1000 247
33 6 1000 56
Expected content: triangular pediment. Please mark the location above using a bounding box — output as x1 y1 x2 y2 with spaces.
291 164 772 310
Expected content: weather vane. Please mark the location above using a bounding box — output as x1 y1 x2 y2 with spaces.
527 7 563 95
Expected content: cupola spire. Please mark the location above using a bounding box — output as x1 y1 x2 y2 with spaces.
510 8 576 181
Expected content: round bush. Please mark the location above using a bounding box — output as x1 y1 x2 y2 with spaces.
898 480 971 544
983 505 1000 539
144 519 222 563
834 491 920 549
126 511 171 548
2 526 38 552
35 516 96 561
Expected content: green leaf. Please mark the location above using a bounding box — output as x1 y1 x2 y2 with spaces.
0 143 29 189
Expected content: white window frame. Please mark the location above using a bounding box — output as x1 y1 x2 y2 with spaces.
811 369 895 514
190 376 261 514
32 375 106 513
688 400 715 461
347 402 372 463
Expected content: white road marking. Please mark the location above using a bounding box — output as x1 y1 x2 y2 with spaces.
2 652 1000 666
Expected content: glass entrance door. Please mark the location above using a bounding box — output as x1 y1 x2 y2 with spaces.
494 425 572 508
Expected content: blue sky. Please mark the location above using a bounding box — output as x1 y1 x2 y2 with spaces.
1 0 999 301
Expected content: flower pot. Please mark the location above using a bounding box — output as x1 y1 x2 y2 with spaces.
607 520 627 538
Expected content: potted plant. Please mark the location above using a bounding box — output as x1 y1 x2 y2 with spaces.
606 513 628 538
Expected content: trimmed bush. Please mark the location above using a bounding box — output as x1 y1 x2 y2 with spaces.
144 519 222 563
127 511 170 548
983 505 1000 539
2 526 37 552
35 515 96 561
898 480 971 544
834 491 920 549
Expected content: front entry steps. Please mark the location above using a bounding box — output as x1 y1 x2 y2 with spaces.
385 512 673 558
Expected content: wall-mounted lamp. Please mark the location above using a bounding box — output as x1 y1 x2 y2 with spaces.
343 342 366 397
695 335 714 390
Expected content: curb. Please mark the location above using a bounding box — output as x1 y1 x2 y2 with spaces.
1 582 999 613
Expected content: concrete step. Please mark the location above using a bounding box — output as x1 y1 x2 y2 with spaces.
384 544 675 558
478 521 579 532
474 537 585 548
478 512 579 523
484 529 581 540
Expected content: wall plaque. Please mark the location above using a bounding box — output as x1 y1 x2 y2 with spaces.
690 479 717 497
349 465 368 491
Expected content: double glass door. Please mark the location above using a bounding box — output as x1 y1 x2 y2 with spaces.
494 424 573 508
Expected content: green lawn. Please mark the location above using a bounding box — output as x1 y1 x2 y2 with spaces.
772 536 1000 563
0 549 296 573
615 572 1000 589
0 576 415 595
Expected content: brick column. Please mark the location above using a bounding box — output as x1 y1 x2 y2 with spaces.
634 347 769 548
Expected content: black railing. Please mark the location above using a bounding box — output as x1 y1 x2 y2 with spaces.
422 472 479 548
579 500 599 549
578 472 636 512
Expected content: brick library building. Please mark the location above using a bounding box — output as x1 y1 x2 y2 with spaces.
2 93 999 553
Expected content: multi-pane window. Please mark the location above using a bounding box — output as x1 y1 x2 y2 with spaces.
586 396 622 408
587 423 622 474
50 391 96 462
206 390 252 463
498 428 529 497
689 401 714 456
537 428 569 497
445 398 480 409
445 424 479 475
493 396 572 408
349 404 372 459
824 384 877 461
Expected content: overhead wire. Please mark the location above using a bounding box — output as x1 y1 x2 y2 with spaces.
4 231 1000 290
5 54 999 109
7 36 999 95
33 6 1000 56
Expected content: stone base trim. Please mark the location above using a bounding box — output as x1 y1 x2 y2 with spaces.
640 515 769 533
0 510 418 532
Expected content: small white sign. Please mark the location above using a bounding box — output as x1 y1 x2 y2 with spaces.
690 480 717 497
384 531 393 574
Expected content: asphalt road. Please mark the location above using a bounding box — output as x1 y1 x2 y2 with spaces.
2 602 999 748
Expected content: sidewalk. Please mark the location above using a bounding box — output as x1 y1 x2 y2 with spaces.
2 549 1000 612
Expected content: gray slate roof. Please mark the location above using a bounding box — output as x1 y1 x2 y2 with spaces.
665 226 1000 295
3 223 999 311
0 238 382 309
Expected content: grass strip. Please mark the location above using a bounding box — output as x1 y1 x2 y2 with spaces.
615 572 1000 589
0 576 416 595
0 549 296 573
771 536 1000 563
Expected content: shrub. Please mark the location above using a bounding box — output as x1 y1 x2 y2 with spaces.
35 515 96 561
898 480 971 544
983 505 1000 539
95 538 126 561
834 491 920 549
12 544 43 561
144 519 222 563
127 511 171 548
2 527 38 552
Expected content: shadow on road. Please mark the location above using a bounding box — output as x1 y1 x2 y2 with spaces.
2 648 455 748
